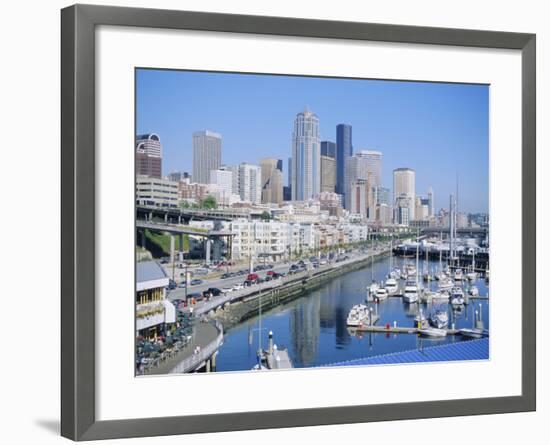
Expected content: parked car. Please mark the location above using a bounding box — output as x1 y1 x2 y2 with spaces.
220 286 233 293
190 279 203 286
266 270 275 276
232 283 244 291
221 273 232 279
167 279 177 290
247 273 259 281
203 287 222 298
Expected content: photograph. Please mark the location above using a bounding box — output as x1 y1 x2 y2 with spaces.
134 68 490 375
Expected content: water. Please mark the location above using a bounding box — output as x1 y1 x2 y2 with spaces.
215 255 489 372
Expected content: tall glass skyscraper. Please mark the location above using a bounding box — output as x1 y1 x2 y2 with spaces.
336 124 353 206
291 107 320 201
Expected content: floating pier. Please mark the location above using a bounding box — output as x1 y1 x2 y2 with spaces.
352 324 460 335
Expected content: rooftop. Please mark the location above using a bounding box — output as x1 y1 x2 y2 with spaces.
137 261 168 283
323 338 489 367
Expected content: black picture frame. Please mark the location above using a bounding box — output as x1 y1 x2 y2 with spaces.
61 4 536 441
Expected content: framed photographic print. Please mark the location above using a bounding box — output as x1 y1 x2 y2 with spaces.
61 4 536 441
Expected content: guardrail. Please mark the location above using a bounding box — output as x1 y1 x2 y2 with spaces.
169 321 224 374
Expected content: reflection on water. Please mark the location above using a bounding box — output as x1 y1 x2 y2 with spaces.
216 255 489 372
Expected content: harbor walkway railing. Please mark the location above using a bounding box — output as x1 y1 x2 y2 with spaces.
169 321 224 374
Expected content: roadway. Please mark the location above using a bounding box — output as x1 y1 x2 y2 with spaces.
165 243 391 313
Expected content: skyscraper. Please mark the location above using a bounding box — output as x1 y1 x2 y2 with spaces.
427 186 435 216
237 163 262 204
192 130 222 184
372 185 390 206
291 107 320 201
362 150 382 186
336 124 352 204
136 133 162 178
260 157 283 204
393 168 416 222
320 155 336 193
345 151 370 210
321 141 336 158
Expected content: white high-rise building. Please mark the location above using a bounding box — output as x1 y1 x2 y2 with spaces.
209 168 233 205
393 168 416 221
361 150 382 186
237 163 262 204
291 107 320 201
192 130 222 184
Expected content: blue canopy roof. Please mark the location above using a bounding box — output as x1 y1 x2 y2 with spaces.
323 338 489 367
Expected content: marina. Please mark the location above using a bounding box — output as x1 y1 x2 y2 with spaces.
213 250 489 372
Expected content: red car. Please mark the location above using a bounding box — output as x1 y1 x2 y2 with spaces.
247 273 259 281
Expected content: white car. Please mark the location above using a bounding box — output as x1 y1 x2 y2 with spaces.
232 283 244 291
221 286 233 293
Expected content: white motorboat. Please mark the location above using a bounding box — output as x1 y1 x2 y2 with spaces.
402 279 419 303
450 286 465 305
438 277 454 291
405 264 417 277
424 290 449 301
459 328 484 339
454 268 464 281
346 304 372 327
367 281 380 301
419 327 447 338
429 310 449 329
375 287 389 300
385 277 399 295
391 268 402 280
469 285 479 296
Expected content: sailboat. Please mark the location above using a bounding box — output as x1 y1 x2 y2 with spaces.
466 250 478 282
385 240 399 295
366 237 379 300
403 243 420 303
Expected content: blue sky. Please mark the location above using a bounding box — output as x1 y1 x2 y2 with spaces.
136 69 489 213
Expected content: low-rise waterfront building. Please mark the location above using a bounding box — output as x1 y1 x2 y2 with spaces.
136 261 176 340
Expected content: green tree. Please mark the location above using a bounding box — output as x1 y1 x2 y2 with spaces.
201 195 218 209
260 211 271 221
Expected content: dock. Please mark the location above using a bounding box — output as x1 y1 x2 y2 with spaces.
352 324 460 335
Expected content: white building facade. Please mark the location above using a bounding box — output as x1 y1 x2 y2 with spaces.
192 130 222 184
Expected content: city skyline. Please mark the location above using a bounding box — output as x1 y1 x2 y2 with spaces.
136 69 489 213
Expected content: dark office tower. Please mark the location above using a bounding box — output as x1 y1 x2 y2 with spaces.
321 141 336 159
336 124 353 205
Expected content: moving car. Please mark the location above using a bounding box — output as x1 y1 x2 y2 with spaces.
190 279 203 286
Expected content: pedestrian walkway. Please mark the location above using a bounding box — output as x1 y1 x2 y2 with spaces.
147 321 221 375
